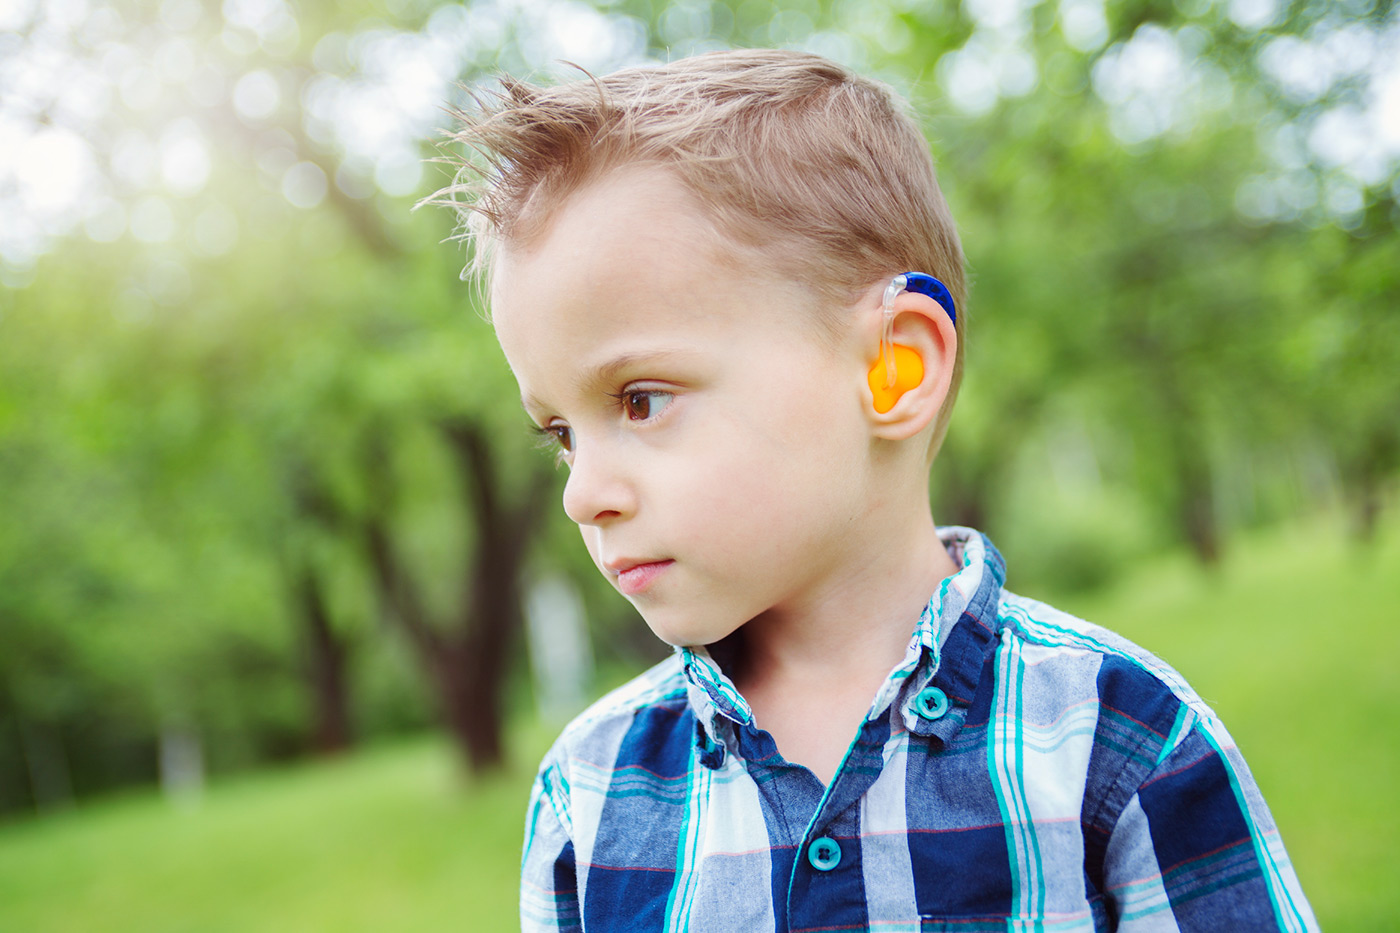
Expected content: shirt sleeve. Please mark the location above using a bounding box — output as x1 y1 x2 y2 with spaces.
521 759 582 933
1102 721 1317 932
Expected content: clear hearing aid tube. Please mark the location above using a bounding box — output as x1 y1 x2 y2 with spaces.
881 274 908 389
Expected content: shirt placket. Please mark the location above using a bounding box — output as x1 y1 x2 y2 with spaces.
782 713 894 931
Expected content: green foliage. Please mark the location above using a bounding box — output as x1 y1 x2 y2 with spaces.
1 0 1396 811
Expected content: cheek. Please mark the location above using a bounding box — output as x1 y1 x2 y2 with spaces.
578 524 604 565
666 434 839 549
710 385 865 492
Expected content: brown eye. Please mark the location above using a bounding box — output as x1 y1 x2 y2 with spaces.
624 391 651 420
622 390 673 421
549 425 574 452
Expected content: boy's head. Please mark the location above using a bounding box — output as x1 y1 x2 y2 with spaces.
436 49 966 448
430 50 967 645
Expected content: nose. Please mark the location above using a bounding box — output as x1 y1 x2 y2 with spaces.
561 446 633 526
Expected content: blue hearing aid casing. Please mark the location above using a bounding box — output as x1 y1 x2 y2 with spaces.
899 272 957 327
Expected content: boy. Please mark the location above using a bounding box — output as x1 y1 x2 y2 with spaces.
430 50 1316 932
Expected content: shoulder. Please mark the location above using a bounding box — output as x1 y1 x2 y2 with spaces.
992 590 1243 811
995 589 1217 729
990 591 1231 781
991 597 1318 929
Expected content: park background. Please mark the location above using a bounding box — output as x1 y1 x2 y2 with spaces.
1 0 1397 928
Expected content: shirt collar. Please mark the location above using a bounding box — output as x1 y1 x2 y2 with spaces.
680 526 1007 759
893 526 1005 744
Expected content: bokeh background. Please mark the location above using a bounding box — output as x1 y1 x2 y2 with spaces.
1 0 1397 929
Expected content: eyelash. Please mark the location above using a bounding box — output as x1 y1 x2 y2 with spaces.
530 388 675 464
530 423 573 465
608 388 673 422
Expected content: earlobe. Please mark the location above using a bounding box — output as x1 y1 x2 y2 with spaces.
867 344 924 414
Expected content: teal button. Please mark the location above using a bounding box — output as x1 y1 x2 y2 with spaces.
807 836 841 871
914 686 949 720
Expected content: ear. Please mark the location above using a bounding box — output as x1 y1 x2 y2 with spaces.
861 286 958 441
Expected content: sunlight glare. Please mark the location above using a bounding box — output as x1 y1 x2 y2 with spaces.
232 69 280 120
160 121 212 195
14 126 94 214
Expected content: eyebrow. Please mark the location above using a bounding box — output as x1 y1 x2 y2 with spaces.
521 348 700 415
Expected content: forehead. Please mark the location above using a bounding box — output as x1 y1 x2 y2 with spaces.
489 167 816 398
492 166 728 318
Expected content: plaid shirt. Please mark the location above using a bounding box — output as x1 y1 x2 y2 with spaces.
521 528 1316 932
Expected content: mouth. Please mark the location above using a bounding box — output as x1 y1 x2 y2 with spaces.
605 558 675 596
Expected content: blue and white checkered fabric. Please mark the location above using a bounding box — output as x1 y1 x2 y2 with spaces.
521 528 1316 932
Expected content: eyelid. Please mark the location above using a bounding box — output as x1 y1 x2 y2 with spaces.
611 385 676 422
615 380 679 400
529 420 573 466
525 380 678 462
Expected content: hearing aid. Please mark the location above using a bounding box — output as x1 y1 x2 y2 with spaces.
868 272 958 414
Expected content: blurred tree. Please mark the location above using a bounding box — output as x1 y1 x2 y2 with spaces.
357 414 554 769
1 0 1396 808
867 0 1400 569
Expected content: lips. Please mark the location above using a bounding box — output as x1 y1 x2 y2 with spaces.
605 558 675 596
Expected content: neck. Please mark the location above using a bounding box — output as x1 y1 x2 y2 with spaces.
731 509 958 698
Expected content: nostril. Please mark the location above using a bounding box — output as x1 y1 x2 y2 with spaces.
561 452 634 526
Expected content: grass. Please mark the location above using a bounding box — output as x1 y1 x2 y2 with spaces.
1063 512 1400 933
0 513 1395 931
0 729 552 932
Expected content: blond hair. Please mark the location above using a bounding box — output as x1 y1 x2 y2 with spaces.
425 48 967 453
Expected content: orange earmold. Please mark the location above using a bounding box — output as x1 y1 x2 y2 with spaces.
867 344 924 414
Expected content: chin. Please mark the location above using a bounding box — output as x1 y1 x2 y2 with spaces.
642 614 741 651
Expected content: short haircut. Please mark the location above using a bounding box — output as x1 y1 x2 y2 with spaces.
425 48 967 453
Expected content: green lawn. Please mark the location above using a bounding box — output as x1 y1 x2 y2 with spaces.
1065 512 1400 933
0 514 1395 931
0 729 550 932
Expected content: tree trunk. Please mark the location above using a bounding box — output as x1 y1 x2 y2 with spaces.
437 643 505 770
297 561 353 754
1152 352 1221 567
1344 425 1396 545
360 419 552 774
1355 476 1381 543
16 718 73 813
158 719 205 806
281 461 356 756
936 442 992 532
1171 433 1220 566
440 418 549 772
